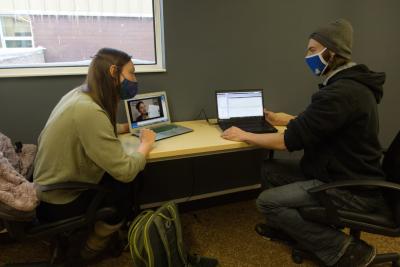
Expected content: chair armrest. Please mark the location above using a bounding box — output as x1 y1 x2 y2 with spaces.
305 179 399 225
308 179 400 194
36 182 114 224
36 182 110 192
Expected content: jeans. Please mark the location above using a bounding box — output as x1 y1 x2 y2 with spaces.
256 159 389 266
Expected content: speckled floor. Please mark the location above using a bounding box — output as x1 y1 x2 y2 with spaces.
1 200 398 266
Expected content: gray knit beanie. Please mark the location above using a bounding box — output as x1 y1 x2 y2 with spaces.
310 18 353 60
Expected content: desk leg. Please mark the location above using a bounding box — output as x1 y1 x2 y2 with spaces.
268 150 275 160
130 172 144 219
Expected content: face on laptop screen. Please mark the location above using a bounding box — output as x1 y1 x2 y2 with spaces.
127 95 169 128
217 91 264 119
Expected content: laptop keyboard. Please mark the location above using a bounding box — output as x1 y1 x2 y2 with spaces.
219 120 276 133
152 124 178 133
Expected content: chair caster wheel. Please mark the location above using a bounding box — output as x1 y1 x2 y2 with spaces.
292 251 304 264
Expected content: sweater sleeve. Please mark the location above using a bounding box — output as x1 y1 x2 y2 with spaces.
284 88 353 152
73 103 146 183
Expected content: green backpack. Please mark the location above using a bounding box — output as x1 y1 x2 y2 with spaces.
128 201 218 267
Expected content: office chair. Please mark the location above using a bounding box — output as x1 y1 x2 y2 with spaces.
0 181 117 266
291 130 400 266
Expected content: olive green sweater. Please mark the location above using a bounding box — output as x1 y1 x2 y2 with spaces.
34 87 146 204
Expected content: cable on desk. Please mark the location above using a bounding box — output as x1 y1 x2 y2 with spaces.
195 108 218 125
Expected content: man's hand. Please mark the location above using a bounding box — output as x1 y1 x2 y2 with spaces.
137 128 156 157
221 126 249 142
223 126 287 150
264 109 295 126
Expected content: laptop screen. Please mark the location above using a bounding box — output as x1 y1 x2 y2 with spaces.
126 93 169 129
216 90 264 119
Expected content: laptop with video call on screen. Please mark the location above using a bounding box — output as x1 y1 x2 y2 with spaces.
124 91 193 141
216 89 277 133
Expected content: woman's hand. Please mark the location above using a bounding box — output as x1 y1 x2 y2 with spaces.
137 128 156 157
116 123 130 134
221 126 250 142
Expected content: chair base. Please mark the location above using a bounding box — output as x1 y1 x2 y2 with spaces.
291 248 326 266
0 231 14 244
1 232 83 267
291 248 400 267
2 262 54 267
373 253 400 267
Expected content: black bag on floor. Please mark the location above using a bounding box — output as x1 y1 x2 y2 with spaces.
128 201 218 267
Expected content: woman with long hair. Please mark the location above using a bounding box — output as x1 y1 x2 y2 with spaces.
34 47 155 260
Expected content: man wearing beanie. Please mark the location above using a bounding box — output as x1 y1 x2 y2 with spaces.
222 19 389 266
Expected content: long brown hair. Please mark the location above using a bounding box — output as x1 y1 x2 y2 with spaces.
84 48 132 134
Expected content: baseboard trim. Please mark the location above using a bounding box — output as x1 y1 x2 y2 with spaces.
140 184 262 209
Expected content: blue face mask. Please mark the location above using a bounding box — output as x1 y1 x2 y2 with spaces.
305 48 329 76
120 79 138 100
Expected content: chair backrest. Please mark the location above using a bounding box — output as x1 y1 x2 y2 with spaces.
381 130 400 224
0 132 39 217
382 130 400 183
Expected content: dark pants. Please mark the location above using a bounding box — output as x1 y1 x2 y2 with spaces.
37 173 135 225
256 159 389 266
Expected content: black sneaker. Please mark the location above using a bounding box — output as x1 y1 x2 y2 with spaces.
334 239 376 267
255 223 296 246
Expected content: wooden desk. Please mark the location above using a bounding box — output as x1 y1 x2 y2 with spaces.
119 120 285 208
119 119 285 162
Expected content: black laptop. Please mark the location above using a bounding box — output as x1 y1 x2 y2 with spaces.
216 89 277 133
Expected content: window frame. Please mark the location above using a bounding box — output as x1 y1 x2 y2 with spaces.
0 0 165 78
0 15 35 48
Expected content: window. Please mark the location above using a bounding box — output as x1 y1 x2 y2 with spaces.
0 0 165 77
0 16 34 48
